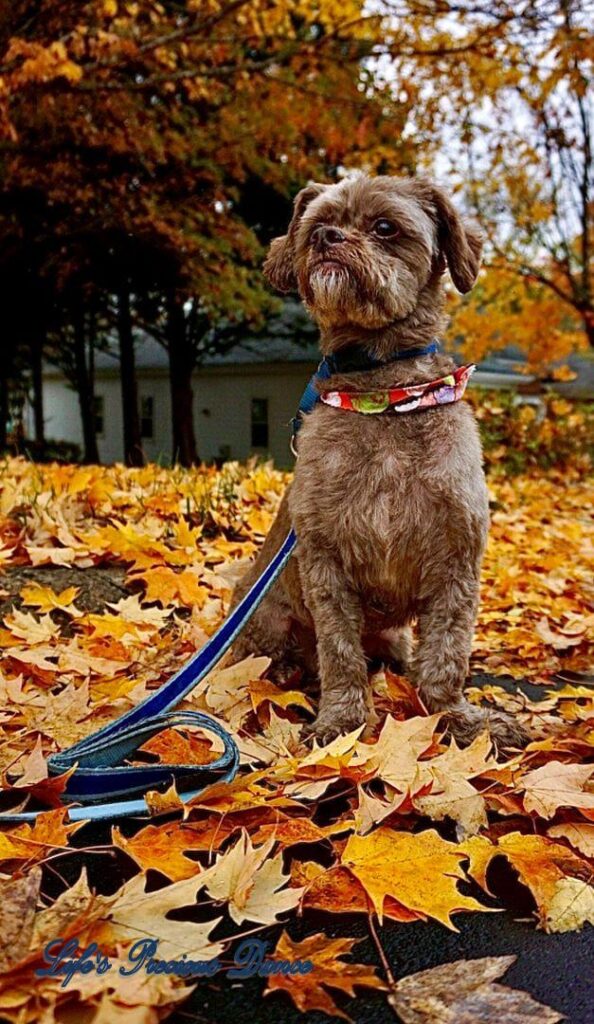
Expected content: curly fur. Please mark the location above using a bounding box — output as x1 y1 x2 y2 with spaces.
233 174 528 751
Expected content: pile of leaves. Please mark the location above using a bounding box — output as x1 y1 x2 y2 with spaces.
0 455 592 1022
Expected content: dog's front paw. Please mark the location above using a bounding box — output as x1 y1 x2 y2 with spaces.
483 709 530 751
445 703 529 752
303 705 368 747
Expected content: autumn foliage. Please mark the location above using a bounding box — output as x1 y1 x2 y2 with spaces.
0 0 591 465
0 442 591 1020
0 2 592 1020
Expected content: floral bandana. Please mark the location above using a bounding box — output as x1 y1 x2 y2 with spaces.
320 363 476 415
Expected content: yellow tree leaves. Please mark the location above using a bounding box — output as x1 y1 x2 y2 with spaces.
5 40 82 87
451 260 587 373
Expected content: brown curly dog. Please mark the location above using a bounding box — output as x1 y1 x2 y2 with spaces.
231 174 528 751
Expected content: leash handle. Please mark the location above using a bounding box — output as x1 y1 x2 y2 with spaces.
0 529 297 824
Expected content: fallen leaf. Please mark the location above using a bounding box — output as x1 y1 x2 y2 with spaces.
112 817 241 880
3 609 60 645
0 867 41 971
248 677 313 714
19 583 82 616
544 876 594 933
0 808 83 864
548 822 594 858
342 827 487 927
463 831 591 930
105 871 225 962
414 732 497 837
521 761 594 818
200 830 304 925
265 931 385 1019
292 861 424 923
351 715 440 794
145 780 186 817
390 955 562 1022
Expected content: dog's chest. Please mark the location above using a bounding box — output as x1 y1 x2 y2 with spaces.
290 403 486 592
324 445 426 592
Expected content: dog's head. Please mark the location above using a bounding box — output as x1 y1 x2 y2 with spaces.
263 175 483 330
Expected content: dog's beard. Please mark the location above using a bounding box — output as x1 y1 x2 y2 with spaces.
308 264 350 307
304 259 417 328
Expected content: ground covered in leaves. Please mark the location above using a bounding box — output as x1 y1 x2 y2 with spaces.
0 454 592 1023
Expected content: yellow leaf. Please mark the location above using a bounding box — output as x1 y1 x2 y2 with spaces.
19 583 81 615
342 827 487 927
199 830 304 925
521 761 594 818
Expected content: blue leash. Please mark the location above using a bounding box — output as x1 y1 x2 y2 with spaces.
0 529 296 824
0 340 438 825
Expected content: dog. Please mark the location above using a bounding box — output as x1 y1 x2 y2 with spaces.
231 174 528 750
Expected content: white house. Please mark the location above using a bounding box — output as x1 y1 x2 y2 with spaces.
36 302 559 467
39 303 323 467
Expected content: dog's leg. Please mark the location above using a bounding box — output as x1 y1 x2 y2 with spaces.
232 581 295 677
230 488 314 682
299 549 370 744
412 579 529 750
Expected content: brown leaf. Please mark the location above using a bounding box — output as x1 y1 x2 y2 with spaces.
0 867 41 972
265 931 385 1020
390 956 562 1023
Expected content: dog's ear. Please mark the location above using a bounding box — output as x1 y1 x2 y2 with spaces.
263 183 327 293
425 185 484 293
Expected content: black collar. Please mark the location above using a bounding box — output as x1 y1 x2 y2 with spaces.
324 340 440 374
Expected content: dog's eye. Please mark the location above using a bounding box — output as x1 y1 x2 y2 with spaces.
372 218 398 238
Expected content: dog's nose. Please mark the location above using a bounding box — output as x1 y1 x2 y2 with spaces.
312 225 346 248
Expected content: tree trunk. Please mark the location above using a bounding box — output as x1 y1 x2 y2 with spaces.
74 312 99 464
584 311 594 349
166 292 199 466
30 329 45 446
117 286 144 467
0 372 7 450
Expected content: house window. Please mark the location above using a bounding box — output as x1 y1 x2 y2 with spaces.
140 396 154 439
93 395 104 437
251 398 269 448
